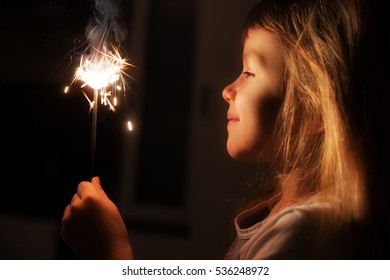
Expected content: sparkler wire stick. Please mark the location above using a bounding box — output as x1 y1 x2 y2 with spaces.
91 89 99 177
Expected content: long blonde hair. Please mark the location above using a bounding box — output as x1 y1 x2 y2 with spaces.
244 0 368 221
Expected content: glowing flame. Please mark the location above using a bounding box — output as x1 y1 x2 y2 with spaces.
76 47 124 90
66 45 132 112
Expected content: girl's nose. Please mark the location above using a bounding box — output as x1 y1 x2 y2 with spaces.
222 82 236 103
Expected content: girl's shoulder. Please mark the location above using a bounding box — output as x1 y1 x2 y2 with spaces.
234 196 331 237
235 198 369 259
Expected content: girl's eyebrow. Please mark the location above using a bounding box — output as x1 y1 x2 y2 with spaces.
243 50 267 68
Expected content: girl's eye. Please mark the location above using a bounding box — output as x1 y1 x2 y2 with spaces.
242 71 255 78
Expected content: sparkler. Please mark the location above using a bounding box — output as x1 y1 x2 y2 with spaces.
65 30 133 177
64 0 135 177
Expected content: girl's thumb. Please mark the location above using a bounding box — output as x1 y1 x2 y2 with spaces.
92 176 101 186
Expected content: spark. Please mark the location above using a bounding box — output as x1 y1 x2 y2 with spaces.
69 44 133 111
127 120 133 131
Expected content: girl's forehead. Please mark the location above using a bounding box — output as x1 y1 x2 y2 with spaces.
242 28 283 64
244 28 279 50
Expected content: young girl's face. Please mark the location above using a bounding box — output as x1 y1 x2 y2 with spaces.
222 28 285 162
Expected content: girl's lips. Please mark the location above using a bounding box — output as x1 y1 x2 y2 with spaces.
227 112 239 128
227 112 239 122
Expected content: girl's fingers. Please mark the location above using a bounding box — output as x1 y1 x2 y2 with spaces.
70 193 81 204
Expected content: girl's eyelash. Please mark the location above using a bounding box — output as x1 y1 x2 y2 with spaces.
242 71 255 77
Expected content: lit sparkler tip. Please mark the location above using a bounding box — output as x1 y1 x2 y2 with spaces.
64 86 69 93
74 45 130 92
68 43 133 113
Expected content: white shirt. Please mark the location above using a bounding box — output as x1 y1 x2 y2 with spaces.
225 197 370 259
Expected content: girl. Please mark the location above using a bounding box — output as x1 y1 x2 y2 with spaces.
223 0 374 259
61 0 387 259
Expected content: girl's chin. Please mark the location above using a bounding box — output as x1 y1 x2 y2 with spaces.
226 144 276 163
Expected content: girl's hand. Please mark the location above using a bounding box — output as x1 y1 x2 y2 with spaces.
61 176 133 259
